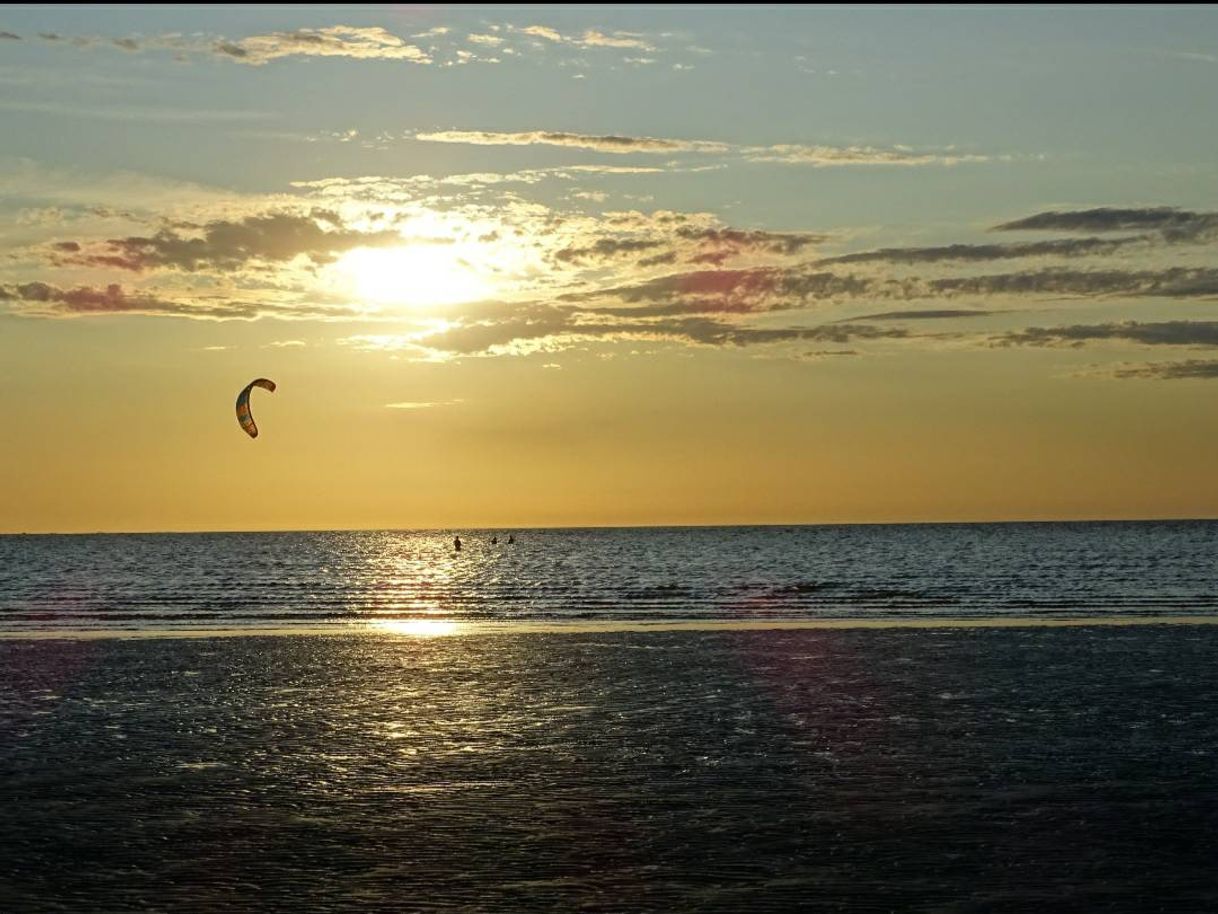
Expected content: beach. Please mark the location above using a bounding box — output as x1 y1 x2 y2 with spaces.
3 624 1217 912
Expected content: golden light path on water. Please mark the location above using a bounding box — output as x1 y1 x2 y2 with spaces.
372 619 462 637
5 616 1218 639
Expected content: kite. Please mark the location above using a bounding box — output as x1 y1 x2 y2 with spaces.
236 378 276 439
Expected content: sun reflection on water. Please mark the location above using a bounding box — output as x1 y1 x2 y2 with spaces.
373 619 461 637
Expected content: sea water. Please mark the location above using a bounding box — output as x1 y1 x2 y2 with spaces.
2 521 1216 632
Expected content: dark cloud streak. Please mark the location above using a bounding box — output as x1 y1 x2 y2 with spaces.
57 211 403 272
996 320 1218 349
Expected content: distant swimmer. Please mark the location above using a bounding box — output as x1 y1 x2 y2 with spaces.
507 534 515 545
491 536 499 545
454 535 462 552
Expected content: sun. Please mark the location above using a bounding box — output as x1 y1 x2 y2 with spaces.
339 245 495 308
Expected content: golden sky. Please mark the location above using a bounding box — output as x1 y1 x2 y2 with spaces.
3 6 1218 531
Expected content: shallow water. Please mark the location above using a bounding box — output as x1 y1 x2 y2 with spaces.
1 626 1216 912
3 521 1218 632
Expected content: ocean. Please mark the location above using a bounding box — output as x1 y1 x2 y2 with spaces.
3 523 1217 911
2 521 1218 633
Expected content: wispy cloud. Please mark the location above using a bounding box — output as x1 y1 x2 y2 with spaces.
211 26 431 65
54 211 403 272
995 206 1218 238
385 399 465 409
0 281 253 319
743 144 993 167
1158 49 1218 65
930 267 1218 300
814 237 1138 267
346 312 916 359
0 279 365 321
31 24 431 66
415 129 1001 167
1107 359 1218 379
995 320 1218 349
23 20 690 69
415 129 731 155
848 309 994 321
0 99 271 124
512 25 654 51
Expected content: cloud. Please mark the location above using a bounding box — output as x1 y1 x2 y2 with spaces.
385 399 465 409
549 225 826 269
564 267 875 314
342 305 918 358
995 320 1218 349
14 172 1218 384
0 281 254 319
513 24 654 50
23 21 691 69
578 30 653 51
994 207 1218 238
416 316 902 355
210 25 431 65
848 309 993 321
930 267 1218 300
554 238 666 264
415 129 998 167
29 24 430 66
1107 359 1218 380
519 25 563 42
675 226 825 256
744 144 992 167
0 99 272 123
56 211 403 272
815 237 1138 267
415 130 731 155
0 280 363 321
793 206 1218 283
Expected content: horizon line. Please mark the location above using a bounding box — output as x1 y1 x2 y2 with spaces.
5 515 1218 537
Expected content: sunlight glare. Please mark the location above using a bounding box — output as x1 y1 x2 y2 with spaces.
374 619 461 637
340 245 494 308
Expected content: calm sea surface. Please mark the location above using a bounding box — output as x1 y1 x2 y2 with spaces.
2 521 1216 632
4 526 1218 911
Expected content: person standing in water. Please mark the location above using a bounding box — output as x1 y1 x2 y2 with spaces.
453 535 462 552
507 534 515 545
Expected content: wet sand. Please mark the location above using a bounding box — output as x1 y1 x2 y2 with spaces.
2 626 1217 912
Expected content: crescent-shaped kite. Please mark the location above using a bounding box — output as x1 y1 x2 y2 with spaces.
236 378 276 438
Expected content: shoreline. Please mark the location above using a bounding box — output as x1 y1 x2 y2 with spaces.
3 613 1218 640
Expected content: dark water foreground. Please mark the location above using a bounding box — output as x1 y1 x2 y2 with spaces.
2 626 1217 913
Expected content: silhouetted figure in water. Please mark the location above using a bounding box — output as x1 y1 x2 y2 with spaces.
507 534 515 545
491 535 498 546
453 535 462 552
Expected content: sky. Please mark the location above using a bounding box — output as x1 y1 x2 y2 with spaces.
3 4 1218 532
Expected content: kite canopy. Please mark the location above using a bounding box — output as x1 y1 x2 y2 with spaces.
236 378 276 439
